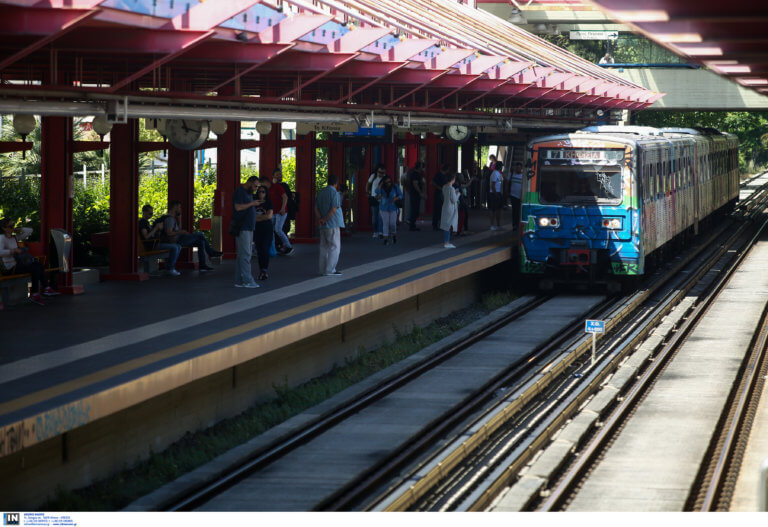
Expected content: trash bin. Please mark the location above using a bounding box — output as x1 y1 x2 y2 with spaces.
49 228 72 272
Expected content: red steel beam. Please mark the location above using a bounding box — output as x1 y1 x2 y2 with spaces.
166 0 262 30
0 6 99 72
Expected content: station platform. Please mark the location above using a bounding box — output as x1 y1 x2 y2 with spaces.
0 211 516 507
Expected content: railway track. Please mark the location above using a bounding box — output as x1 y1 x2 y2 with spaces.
160 174 768 512
366 173 768 511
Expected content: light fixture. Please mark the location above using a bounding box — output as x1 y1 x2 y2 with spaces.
92 115 113 140
255 121 273 135
210 119 228 135
13 114 36 159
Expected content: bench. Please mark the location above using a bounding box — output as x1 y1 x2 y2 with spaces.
91 232 171 276
138 239 170 275
0 266 60 307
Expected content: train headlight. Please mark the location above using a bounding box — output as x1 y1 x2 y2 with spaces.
602 218 623 230
538 217 560 228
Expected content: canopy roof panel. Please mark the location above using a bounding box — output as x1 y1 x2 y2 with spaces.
0 0 660 119
586 0 768 96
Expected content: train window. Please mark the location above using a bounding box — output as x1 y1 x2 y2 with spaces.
538 165 622 204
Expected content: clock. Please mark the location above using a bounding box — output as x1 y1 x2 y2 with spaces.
165 119 210 150
445 125 471 143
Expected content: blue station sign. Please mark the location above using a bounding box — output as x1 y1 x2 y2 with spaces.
585 320 605 333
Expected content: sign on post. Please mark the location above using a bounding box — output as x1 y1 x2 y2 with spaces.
585 319 605 366
570 30 619 41
585 320 605 333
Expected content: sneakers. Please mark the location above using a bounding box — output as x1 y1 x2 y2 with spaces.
490 225 501 231
324 271 343 276
235 282 260 288
199 265 215 272
383 239 389 246
209 250 224 257
444 243 456 249
393 235 397 244
167 269 181 276
29 293 46 306
372 232 379 239
258 271 268 280
281 247 295 256
42 286 60 296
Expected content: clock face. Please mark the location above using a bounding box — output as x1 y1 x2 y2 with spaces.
165 119 210 150
445 125 471 143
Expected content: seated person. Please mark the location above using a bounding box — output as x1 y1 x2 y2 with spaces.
0 218 59 306
138 204 182 276
160 200 222 272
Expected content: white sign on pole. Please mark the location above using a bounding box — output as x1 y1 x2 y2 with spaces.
570 30 619 41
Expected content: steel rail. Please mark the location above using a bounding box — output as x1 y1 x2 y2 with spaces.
538 197 768 511
378 175 768 511
167 295 549 511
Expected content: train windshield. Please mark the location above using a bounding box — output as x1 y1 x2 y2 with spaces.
537 148 624 205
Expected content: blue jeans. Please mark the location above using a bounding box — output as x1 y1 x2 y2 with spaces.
370 203 382 234
176 232 213 267
155 242 181 271
235 229 256 285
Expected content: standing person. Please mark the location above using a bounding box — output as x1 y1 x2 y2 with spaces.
231 176 260 288
279 179 298 240
407 161 427 231
510 162 524 230
375 176 403 246
431 163 449 231
469 161 480 208
489 161 503 230
440 174 458 249
139 204 181 276
455 171 471 235
161 201 222 271
315 173 344 276
270 168 295 256
0 218 58 305
252 185 274 281
367 163 386 239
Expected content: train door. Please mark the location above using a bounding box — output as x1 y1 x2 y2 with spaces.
692 139 700 235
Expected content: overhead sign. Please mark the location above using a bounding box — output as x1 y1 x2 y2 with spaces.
296 122 358 134
570 30 619 41
585 320 605 333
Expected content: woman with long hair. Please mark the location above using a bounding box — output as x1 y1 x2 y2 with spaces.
375 176 403 245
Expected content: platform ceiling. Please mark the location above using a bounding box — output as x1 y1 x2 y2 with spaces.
586 0 768 97
0 0 660 124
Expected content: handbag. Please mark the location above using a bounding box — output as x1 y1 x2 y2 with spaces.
13 247 35 267
394 197 404 208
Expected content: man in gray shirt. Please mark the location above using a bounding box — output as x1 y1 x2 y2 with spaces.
315 173 344 276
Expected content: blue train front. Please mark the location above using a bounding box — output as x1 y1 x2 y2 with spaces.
519 134 640 287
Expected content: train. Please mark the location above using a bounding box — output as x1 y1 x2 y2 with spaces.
519 125 739 290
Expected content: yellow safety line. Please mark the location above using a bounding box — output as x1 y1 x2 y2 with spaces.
0 242 509 417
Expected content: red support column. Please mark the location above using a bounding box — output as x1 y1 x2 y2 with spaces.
40 116 83 293
461 138 476 173
383 142 396 180
445 142 459 174
328 141 344 181
404 133 418 169
168 146 196 268
215 120 240 259
425 136 439 216
294 131 316 243
104 119 145 281
259 123 282 179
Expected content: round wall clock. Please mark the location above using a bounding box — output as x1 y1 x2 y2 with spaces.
445 125 471 143
165 119 210 150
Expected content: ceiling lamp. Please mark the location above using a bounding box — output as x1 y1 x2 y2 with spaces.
210 119 228 136
92 115 113 140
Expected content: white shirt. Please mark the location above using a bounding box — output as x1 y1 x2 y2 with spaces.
490 170 502 193
1 227 32 271
367 172 384 197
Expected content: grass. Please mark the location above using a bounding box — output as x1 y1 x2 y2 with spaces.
43 289 517 511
